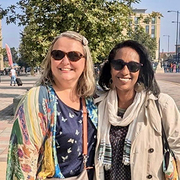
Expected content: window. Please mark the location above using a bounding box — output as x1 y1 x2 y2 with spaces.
134 17 139 24
145 25 149 34
152 17 156 24
151 25 155 38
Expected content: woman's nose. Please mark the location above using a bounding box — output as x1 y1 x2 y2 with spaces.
121 65 129 74
61 55 70 65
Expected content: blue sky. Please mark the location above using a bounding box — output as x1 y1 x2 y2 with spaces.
1 1 23 49
1 0 180 53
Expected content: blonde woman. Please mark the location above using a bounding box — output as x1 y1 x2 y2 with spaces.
6 31 97 180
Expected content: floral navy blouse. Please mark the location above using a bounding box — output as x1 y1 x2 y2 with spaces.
55 96 97 180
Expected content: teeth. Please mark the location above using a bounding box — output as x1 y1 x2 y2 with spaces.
119 78 129 80
60 68 71 71
119 78 130 82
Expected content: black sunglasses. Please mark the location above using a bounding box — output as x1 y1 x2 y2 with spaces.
51 50 85 62
111 59 143 72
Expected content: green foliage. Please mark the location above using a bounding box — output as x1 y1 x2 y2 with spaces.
0 0 159 67
142 11 163 24
11 47 19 62
123 0 141 7
1 0 135 66
2 47 18 64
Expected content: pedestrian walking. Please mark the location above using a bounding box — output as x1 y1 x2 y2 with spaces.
9 67 16 86
94 40 180 180
6 31 97 180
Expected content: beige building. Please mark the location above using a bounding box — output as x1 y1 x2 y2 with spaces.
132 9 161 61
0 19 3 70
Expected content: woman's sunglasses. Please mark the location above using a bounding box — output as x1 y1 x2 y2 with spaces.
111 59 143 72
51 50 85 62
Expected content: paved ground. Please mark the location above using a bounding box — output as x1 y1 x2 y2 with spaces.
0 73 180 179
0 74 40 179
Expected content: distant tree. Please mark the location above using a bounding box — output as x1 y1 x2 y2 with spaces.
2 47 19 65
11 47 19 63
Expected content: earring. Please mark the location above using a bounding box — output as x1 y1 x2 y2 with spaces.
109 78 115 89
134 82 145 92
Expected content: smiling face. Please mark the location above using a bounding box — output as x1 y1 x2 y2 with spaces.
111 47 140 94
51 36 86 88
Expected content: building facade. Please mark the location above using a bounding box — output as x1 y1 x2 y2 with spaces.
132 9 161 61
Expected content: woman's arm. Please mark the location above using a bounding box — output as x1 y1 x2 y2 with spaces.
6 86 50 180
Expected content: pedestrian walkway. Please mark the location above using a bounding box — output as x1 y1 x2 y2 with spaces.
0 75 180 179
157 80 180 110
0 74 39 179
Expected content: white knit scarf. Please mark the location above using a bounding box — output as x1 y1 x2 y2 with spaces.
95 89 146 169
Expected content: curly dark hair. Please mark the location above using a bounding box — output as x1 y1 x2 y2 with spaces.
98 40 160 97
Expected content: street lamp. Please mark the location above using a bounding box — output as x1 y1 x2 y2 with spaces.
172 21 180 44
167 10 179 62
163 35 170 53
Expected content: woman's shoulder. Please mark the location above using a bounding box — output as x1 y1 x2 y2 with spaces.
28 85 47 91
85 97 98 127
85 96 97 107
94 90 108 104
26 85 50 99
158 93 175 103
158 92 177 109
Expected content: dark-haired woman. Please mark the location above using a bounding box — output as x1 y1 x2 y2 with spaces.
94 40 180 180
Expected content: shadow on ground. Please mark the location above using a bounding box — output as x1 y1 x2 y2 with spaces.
0 93 21 98
0 104 13 121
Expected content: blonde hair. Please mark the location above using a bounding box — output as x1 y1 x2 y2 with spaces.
37 31 95 97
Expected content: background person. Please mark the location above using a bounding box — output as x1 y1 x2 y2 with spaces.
9 67 17 86
94 40 180 180
6 31 97 180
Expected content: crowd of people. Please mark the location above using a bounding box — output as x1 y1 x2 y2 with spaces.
6 31 180 180
163 62 180 73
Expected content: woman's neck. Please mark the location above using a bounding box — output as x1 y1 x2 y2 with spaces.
53 84 80 110
117 89 135 109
